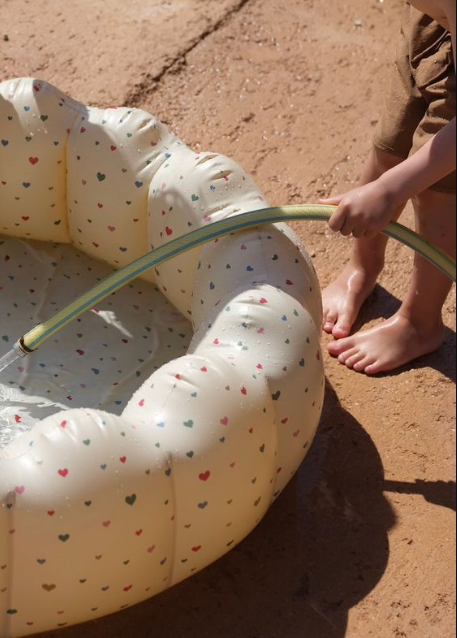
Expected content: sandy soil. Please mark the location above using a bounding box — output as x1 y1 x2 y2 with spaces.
1 0 456 636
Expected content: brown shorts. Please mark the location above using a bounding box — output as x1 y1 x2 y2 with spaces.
374 4 456 194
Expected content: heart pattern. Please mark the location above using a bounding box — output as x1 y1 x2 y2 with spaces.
0 77 324 635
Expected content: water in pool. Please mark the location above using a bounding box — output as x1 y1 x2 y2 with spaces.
0 236 193 449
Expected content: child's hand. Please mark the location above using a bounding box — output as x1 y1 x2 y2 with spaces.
320 180 403 239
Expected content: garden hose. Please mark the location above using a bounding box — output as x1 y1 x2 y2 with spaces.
1 204 456 370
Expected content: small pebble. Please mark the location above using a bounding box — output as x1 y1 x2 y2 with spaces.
3 34 9 42
354 19 364 28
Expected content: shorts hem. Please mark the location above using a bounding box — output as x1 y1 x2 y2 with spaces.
372 138 409 160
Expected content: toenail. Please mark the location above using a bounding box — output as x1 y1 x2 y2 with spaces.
335 326 350 336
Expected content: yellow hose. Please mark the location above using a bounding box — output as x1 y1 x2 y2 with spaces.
17 205 456 355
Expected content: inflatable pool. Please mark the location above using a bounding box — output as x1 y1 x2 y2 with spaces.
0 78 324 636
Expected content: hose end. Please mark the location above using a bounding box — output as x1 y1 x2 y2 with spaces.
13 339 33 358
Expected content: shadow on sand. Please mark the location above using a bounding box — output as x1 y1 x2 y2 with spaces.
39 381 398 638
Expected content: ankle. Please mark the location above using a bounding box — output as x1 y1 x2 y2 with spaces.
349 237 387 273
349 250 385 277
397 307 445 336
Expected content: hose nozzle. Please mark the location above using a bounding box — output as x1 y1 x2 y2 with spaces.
0 342 27 374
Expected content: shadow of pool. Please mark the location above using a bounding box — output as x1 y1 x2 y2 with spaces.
36 381 396 638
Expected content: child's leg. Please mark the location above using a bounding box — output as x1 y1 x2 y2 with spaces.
323 147 406 338
328 187 456 374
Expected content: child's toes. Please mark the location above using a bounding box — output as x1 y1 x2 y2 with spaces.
337 347 359 365
332 314 352 339
323 312 338 334
345 351 366 369
353 356 373 373
364 360 384 375
328 336 355 356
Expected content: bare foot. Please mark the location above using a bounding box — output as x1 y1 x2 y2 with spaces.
327 312 445 375
322 262 382 339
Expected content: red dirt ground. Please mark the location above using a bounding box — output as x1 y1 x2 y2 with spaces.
1 0 456 636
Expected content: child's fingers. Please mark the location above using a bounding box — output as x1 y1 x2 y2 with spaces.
328 208 346 233
319 195 344 205
352 226 364 239
339 217 356 237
